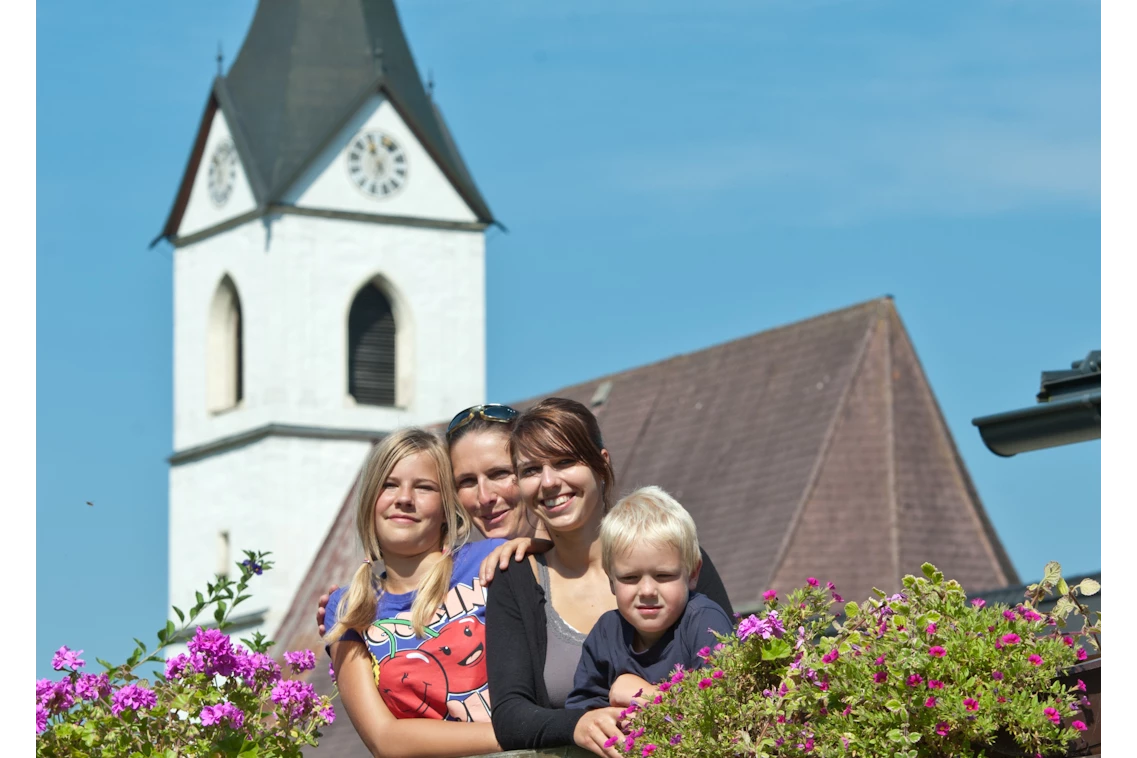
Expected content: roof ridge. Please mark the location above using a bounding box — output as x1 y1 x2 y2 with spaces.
515 297 894 405
761 309 884 597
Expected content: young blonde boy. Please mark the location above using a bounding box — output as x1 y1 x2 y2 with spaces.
564 486 733 710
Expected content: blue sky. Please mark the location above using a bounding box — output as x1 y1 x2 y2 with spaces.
36 0 1100 680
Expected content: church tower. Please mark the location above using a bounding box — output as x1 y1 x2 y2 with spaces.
154 0 493 641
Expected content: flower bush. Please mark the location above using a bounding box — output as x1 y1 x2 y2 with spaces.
624 562 1100 757
36 551 336 757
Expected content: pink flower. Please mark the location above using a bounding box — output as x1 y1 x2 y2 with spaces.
712 670 724 679
821 649 839 664
971 598 986 608
111 684 157 717
271 680 320 721
320 705 336 723
1029 654 1043 667
74 673 111 701
874 655 886 666
1000 633 1021 645
283 649 316 674
806 577 819 588
907 674 923 687
992 670 1004 681
763 589 778 602
1075 679 1087 692
641 745 658 756
925 696 937 707
928 679 944 689
1072 720 1088 731
935 722 950 736
1077 648 1088 661
1063 636 1074 647
1003 609 1016 621
697 646 712 659
831 592 844 603
658 681 671 693
603 735 619 749
51 646 86 672
669 734 682 746
200 702 245 728
36 703 48 735
1044 707 1061 724
928 646 946 658
925 623 937 635
873 671 887 684
698 678 713 690
964 698 979 711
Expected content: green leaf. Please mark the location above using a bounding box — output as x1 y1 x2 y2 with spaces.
921 563 937 579
173 606 185 623
1078 578 1101 596
1057 577 1070 595
133 638 147 654
1043 561 1062 585
884 699 903 711
907 732 921 744
96 657 116 672
760 639 793 661
845 602 859 618
887 728 904 742
195 591 205 606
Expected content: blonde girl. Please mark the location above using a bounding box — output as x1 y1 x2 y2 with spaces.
323 427 506 758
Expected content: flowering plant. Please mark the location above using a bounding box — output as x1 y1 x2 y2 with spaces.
623 562 1100 757
36 550 336 757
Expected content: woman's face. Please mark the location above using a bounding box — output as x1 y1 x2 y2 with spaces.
515 449 607 535
373 451 446 559
450 429 535 540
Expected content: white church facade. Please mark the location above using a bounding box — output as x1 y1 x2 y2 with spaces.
155 0 494 642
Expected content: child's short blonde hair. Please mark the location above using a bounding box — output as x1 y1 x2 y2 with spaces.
600 485 700 577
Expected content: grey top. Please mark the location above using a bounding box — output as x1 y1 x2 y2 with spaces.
535 555 587 708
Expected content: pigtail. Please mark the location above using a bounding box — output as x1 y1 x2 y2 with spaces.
409 552 454 637
324 559 383 646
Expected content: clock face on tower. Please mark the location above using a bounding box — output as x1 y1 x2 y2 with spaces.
346 131 408 199
207 140 238 207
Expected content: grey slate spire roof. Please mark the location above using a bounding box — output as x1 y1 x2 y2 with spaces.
155 0 495 244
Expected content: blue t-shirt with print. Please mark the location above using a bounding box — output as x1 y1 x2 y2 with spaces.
325 538 505 722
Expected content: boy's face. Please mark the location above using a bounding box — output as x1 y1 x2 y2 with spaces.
610 541 700 650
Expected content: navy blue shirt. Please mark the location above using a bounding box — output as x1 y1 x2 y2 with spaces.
564 593 732 710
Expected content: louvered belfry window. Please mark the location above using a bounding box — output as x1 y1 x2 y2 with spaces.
349 284 397 406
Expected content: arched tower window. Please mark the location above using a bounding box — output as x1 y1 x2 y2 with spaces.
207 275 243 412
348 283 397 406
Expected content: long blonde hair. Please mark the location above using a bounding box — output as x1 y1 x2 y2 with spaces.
325 427 471 642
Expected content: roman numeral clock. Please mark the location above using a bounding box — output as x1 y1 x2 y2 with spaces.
346 131 408 198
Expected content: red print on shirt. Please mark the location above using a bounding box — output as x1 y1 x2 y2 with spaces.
420 616 487 695
377 649 450 720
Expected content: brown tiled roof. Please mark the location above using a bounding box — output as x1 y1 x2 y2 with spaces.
279 296 1019 756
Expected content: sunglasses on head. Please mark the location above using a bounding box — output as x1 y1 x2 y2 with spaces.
446 403 519 439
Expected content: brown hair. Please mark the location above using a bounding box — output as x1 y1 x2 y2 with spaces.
509 397 616 511
446 414 517 448
324 428 471 644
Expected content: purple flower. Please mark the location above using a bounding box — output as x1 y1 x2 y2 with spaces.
935 722 950 736
111 683 157 717
328 661 336 681
831 592 844 603
284 649 317 674
75 673 110 701
928 646 946 658
737 612 784 642
36 702 48 734
971 598 986 608
187 627 241 677
873 671 887 684
320 705 336 724
874 655 886 666
907 674 923 687
241 558 264 575
35 677 52 704
821 649 839 664
669 733 682 746
200 702 245 728
51 646 85 671
992 670 1004 681
43 680 76 715
806 577 819 588
271 679 319 721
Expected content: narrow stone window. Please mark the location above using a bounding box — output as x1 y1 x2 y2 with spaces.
216 530 231 578
207 275 243 412
348 283 397 406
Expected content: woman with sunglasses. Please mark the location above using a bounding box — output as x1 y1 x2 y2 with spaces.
484 398 733 758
